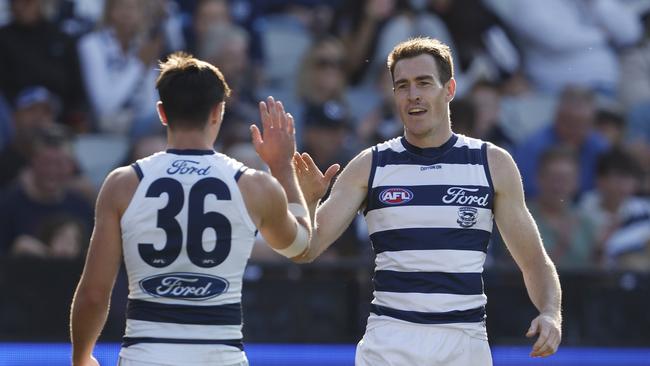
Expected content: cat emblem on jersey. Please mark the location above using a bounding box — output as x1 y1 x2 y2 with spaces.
457 206 478 228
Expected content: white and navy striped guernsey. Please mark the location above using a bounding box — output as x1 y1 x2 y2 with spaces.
364 134 494 332
119 149 256 365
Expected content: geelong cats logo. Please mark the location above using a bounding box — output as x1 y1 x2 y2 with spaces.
457 206 478 228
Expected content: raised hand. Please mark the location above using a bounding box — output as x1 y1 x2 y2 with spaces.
250 96 296 172
526 313 562 358
292 152 340 204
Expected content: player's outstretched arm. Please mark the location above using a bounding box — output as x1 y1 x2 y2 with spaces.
292 148 371 263
246 96 311 260
70 167 137 366
488 144 562 358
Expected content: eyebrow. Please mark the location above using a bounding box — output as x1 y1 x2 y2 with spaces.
394 75 436 85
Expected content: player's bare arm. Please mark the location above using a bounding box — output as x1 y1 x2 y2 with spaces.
70 166 138 366
488 143 562 358
245 96 311 259
292 148 372 262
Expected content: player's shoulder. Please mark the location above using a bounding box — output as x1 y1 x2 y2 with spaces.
485 142 515 170
237 168 283 197
99 165 141 212
454 133 487 150
485 143 520 191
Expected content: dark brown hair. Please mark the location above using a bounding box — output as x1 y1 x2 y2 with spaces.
387 37 454 85
156 52 231 130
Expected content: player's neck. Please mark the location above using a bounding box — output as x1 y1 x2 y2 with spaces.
166 130 214 151
404 124 453 149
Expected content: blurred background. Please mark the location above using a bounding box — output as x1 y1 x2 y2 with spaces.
0 0 649 364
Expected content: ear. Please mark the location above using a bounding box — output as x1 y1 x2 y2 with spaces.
209 102 225 126
445 78 456 103
156 101 168 127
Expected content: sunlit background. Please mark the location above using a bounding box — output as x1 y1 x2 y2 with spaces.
0 0 649 365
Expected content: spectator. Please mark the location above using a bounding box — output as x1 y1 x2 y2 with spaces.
302 100 366 259
449 98 476 137
467 80 514 150
201 23 259 149
515 86 609 198
0 126 93 258
618 8 650 195
0 86 57 189
579 148 650 270
119 133 167 165
356 68 402 147
77 0 163 136
430 0 520 81
295 36 352 143
485 0 642 96
183 0 232 55
527 147 596 269
594 106 626 147
0 0 87 129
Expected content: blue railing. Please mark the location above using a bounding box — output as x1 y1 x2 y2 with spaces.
1 343 649 366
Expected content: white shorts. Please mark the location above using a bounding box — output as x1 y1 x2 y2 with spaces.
118 343 248 366
355 317 492 366
117 356 248 366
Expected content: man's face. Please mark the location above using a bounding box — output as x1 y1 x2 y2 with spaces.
597 172 638 207
11 0 42 26
14 102 55 136
537 158 578 202
555 98 595 148
392 54 454 139
31 145 75 196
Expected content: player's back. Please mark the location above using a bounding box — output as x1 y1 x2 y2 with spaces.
119 149 255 365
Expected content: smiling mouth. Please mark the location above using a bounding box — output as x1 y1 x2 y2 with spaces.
408 107 427 116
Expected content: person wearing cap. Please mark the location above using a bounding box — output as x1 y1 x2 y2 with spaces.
0 0 86 126
302 100 356 178
301 100 367 260
0 86 57 189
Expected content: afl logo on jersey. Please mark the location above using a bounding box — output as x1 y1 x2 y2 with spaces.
379 188 414 205
457 206 478 228
140 272 229 300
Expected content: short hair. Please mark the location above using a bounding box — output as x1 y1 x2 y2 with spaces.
537 147 578 174
156 52 231 130
387 37 454 85
596 148 642 178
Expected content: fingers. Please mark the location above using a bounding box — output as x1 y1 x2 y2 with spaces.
323 164 341 183
260 96 292 132
259 101 270 130
302 152 319 172
267 96 280 129
250 124 263 152
287 112 295 136
293 152 308 172
530 324 550 356
276 100 287 130
526 318 539 338
528 317 561 358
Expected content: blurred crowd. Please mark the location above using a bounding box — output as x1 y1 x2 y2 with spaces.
0 0 649 273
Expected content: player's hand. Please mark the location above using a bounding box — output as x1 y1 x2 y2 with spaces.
526 313 561 358
293 152 340 204
73 355 100 366
250 96 296 172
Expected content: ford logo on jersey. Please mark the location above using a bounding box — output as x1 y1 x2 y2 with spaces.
140 272 229 300
379 188 414 205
